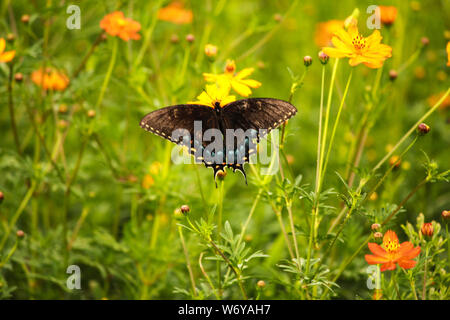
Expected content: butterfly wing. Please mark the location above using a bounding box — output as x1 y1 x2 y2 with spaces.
140 104 226 181
220 98 297 178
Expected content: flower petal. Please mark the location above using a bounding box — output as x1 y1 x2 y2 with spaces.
380 262 396 272
368 243 388 257
231 80 252 97
322 47 350 58
0 38 5 54
0 50 15 63
235 67 254 80
365 254 390 264
397 259 416 270
240 79 262 88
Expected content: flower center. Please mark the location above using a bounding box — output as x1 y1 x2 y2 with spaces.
352 34 366 50
117 18 126 27
384 239 400 253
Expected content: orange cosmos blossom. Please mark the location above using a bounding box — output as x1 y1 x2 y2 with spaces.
158 1 193 25
31 67 69 91
314 20 344 47
379 6 398 25
322 24 392 68
100 11 141 41
365 230 421 272
203 60 262 97
0 38 15 63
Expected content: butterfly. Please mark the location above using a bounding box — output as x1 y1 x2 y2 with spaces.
140 98 297 185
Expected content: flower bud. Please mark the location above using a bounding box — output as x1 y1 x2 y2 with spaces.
14 73 24 83
371 223 381 231
58 119 68 129
186 34 195 43
421 37 429 47
217 170 227 181
174 208 183 219
58 104 68 114
373 289 383 300
417 123 430 135
303 56 312 67
0 191 4 204
170 34 179 44
369 192 378 201
421 222 433 237
87 109 96 118
389 70 398 81
6 33 15 42
101 33 108 42
442 210 450 220
16 230 25 238
21 14 30 24
389 155 401 169
204 44 218 58
274 14 282 22
257 280 266 288
318 51 329 65
180 205 190 214
374 232 383 239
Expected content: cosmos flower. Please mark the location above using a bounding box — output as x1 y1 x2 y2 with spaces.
100 11 141 41
188 81 236 108
203 60 261 97
0 38 15 63
31 67 69 91
379 6 398 26
158 1 193 25
322 24 392 68
314 20 344 47
427 91 450 110
365 230 421 272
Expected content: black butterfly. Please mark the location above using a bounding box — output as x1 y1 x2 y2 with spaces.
140 98 297 184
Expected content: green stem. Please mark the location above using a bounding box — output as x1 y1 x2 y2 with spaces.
8 63 21 155
95 37 118 110
178 226 197 297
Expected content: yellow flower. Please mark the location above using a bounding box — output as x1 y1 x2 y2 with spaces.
322 25 392 68
446 41 450 67
0 38 15 63
142 174 154 189
188 81 235 108
379 6 398 26
203 60 262 97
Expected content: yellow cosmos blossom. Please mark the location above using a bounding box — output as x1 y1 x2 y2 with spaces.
203 60 262 97
188 81 236 108
0 38 15 63
322 25 392 68
314 20 344 47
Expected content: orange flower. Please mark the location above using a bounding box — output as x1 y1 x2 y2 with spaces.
446 41 450 67
0 38 15 63
427 92 450 110
100 11 141 41
31 67 69 91
158 1 193 25
322 24 392 68
379 6 397 25
314 20 344 47
365 230 421 272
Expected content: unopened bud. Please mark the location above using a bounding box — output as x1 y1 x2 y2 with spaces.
58 119 68 129
170 34 179 44
389 70 398 81
371 223 381 231
186 34 195 43
58 104 68 114
217 170 227 181
87 109 96 118
417 123 430 135
421 222 433 237
6 33 15 42
21 14 30 24
180 205 190 214
318 51 329 65
303 56 312 67
374 232 383 239
204 44 218 58
0 191 4 204
16 230 25 238
14 73 24 83
389 155 401 169
274 14 282 22
442 210 450 220
257 280 266 288
421 37 429 47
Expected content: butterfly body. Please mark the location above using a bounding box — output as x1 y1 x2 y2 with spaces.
140 98 297 184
